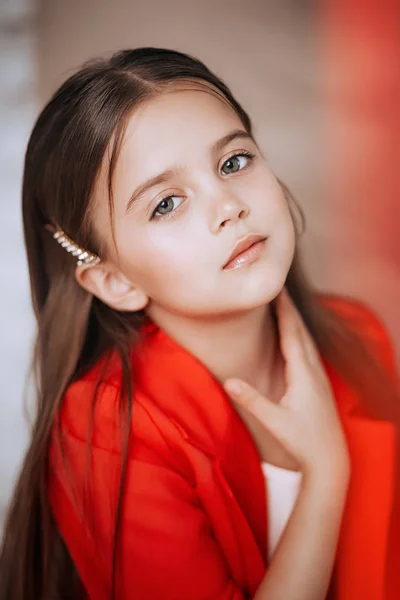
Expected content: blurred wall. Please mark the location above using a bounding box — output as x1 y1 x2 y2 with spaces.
0 0 36 528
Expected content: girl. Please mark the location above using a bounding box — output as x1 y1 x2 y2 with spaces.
0 47 399 600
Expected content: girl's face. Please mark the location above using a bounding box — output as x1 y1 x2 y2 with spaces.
92 83 295 319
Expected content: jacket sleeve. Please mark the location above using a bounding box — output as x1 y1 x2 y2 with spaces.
49 416 250 600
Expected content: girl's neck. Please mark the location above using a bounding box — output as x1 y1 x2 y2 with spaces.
146 302 282 400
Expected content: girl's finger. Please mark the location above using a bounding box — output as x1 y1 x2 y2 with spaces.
224 378 282 428
280 289 321 367
275 288 306 383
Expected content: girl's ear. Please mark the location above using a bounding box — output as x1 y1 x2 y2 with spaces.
74 261 149 312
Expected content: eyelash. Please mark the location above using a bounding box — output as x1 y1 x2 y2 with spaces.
150 150 256 221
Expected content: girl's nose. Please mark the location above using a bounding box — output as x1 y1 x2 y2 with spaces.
210 193 250 232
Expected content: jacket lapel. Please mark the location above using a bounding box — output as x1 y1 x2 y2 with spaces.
134 323 267 594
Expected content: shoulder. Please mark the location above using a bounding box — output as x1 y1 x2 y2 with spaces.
318 293 398 379
53 352 191 475
320 293 386 327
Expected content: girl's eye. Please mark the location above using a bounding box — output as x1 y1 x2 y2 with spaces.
151 196 183 220
150 151 255 221
221 151 255 176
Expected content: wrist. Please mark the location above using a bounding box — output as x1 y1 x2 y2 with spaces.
302 445 350 478
302 459 351 493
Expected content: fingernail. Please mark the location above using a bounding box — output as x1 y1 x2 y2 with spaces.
225 380 243 396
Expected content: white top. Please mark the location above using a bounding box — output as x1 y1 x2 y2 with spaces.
261 462 303 560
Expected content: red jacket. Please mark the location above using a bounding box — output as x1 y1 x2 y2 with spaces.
48 297 400 599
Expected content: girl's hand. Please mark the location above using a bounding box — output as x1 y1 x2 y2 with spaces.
224 287 350 478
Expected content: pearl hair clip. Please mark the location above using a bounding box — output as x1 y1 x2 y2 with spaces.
45 224 101 267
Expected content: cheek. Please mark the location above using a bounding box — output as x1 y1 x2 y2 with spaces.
255 176 296 258
119 228 197 291
264 178 294 231
249 167 285 213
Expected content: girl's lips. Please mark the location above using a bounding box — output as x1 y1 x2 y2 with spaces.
223 238 268 270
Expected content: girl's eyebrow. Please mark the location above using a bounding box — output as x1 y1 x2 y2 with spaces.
125 128 255 214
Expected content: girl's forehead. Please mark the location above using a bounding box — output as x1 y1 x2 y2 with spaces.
122 86 241 158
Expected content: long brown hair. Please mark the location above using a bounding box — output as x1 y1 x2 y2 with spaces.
0 47 398 600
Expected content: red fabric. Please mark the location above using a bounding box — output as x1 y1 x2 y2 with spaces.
48 296 400 599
